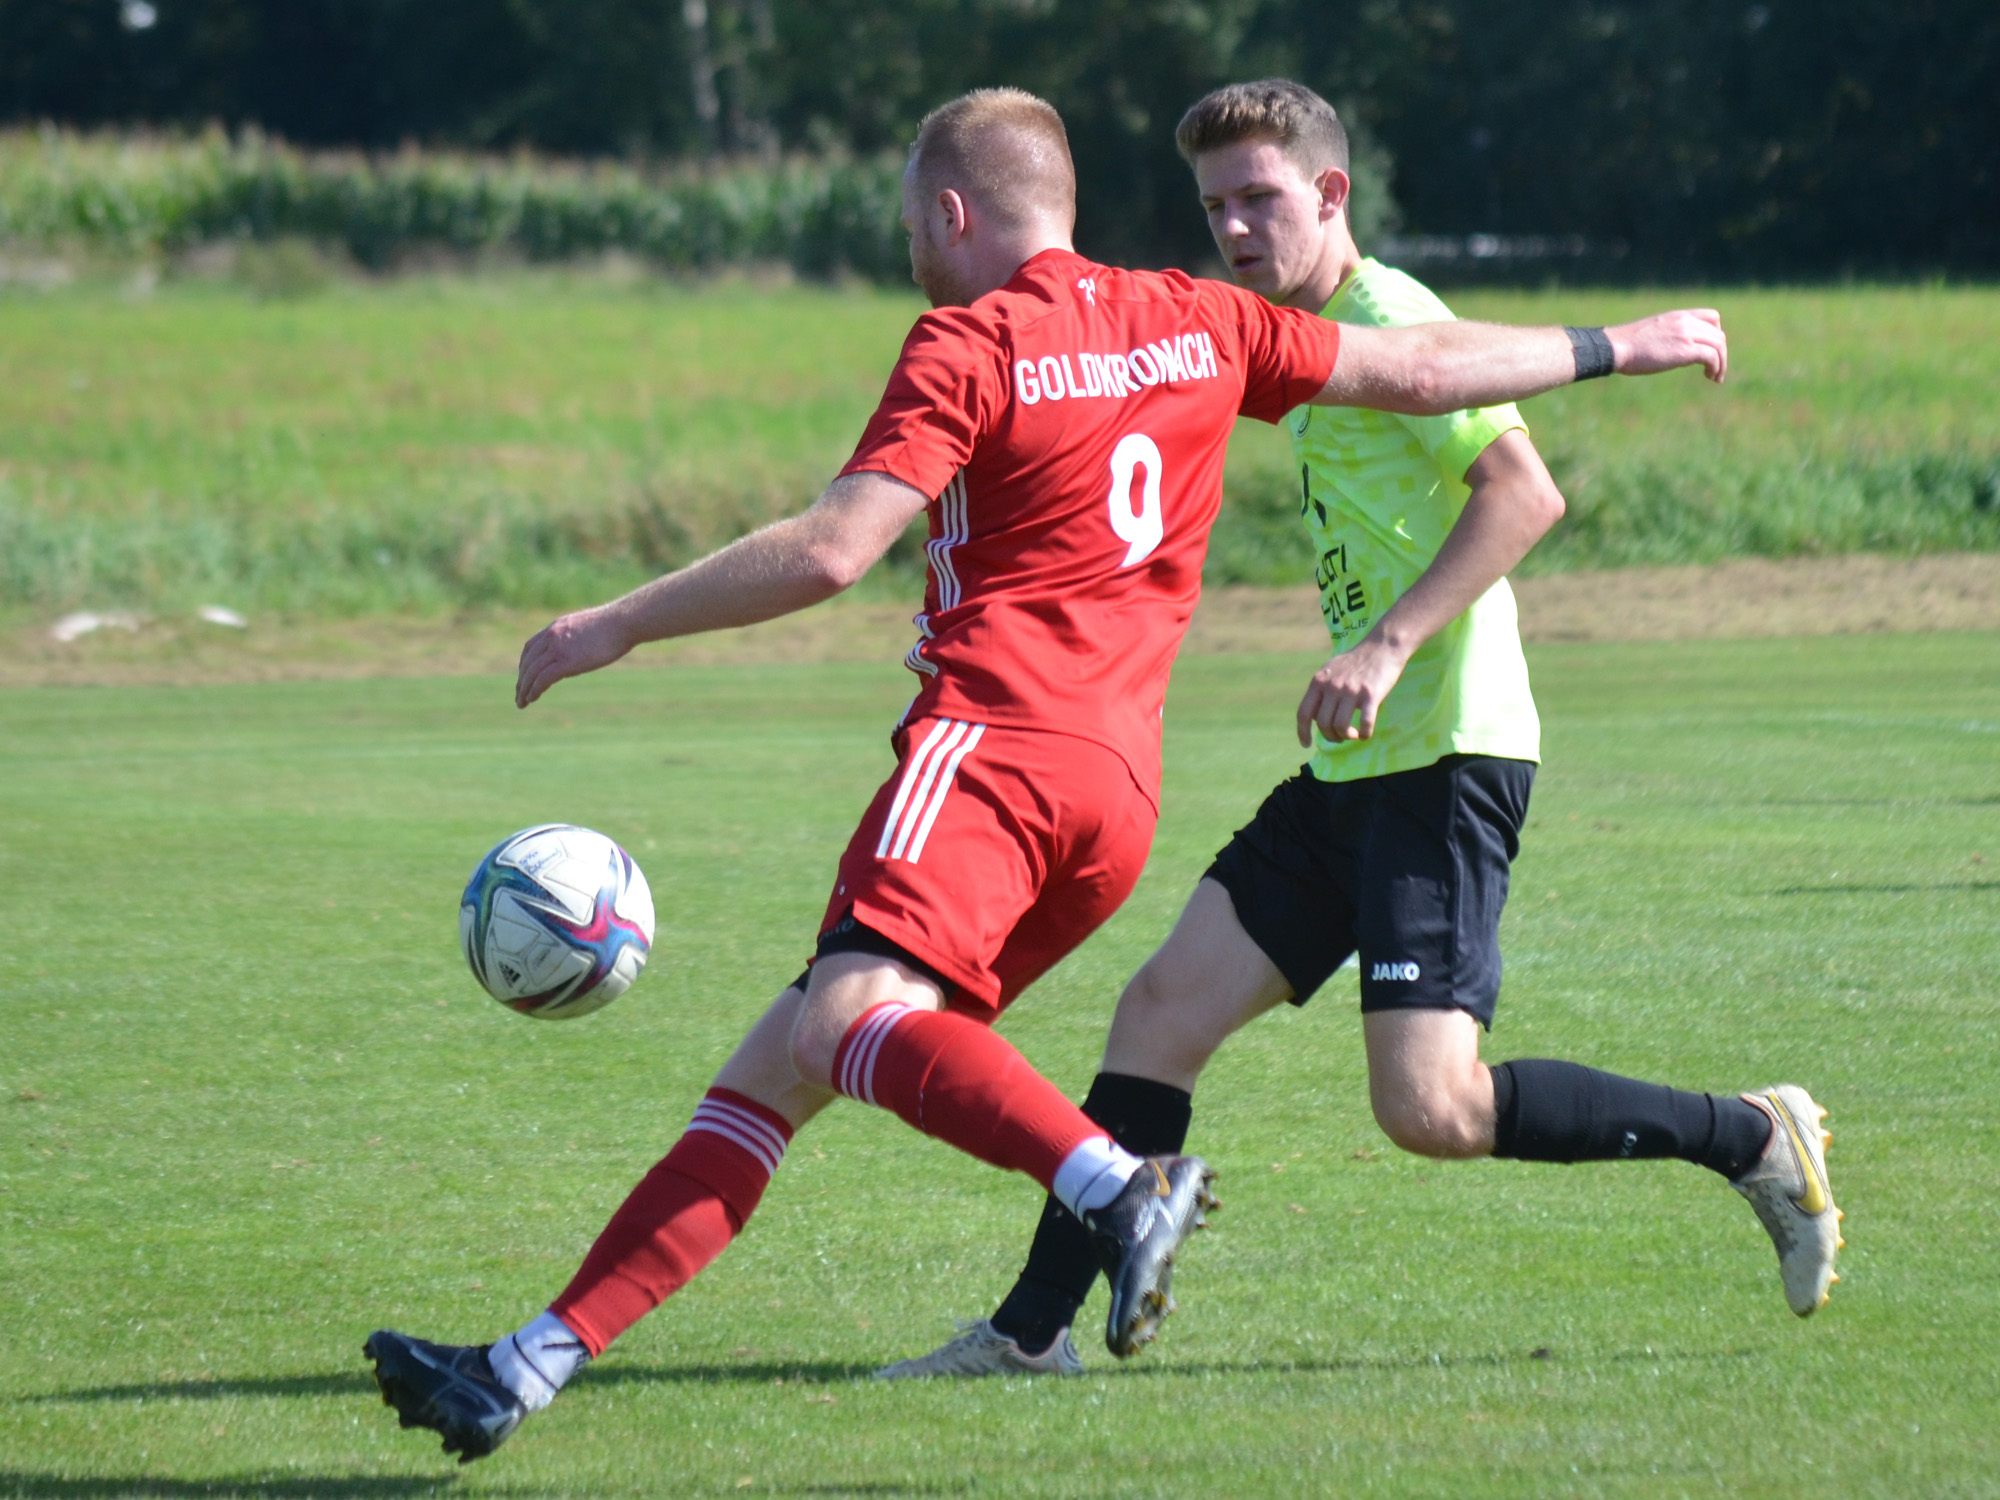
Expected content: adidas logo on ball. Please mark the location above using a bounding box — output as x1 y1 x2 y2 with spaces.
1370 961 1421 982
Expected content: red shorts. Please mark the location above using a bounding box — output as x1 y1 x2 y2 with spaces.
816 716 1157 1017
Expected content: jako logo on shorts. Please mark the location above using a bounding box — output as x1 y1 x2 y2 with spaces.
1370 961 1421 982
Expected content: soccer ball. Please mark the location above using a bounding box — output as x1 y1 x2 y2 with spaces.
459 824 655 1019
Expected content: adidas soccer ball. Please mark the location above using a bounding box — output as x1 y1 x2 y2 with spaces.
459 824 655 1019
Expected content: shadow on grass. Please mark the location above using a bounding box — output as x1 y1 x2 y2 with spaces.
22 1342 1755 1410
1773 881 2000 895
18 1362 879 1410
584 1345 1757 1389
579 1361 879 1388
1029 1343 1763 1383
0 1476 456 1500
18 1374 375 1405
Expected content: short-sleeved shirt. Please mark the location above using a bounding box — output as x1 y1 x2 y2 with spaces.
1292 258 1541 782
842 247 1341 797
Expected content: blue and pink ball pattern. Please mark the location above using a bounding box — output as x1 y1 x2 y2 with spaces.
459 824 656 1019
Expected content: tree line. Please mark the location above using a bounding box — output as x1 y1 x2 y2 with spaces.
4 0 1994 279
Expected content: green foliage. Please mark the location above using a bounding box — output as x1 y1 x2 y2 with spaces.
5 0 1996 276
2 636 1997 1493
0 128 908 277
234 235 332 299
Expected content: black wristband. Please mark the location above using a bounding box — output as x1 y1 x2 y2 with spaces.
1565 325 1615 381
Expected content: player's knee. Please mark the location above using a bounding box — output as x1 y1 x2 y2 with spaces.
1112 961 1220 1068
785 1001 842 1090
1117 960 1172 1024
1371 1084 1489 1159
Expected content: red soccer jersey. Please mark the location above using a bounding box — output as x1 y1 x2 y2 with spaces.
840 247 1340 795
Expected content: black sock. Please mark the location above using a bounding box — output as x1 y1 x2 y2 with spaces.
989 1072 1193 1353
1490 1059 1773 1179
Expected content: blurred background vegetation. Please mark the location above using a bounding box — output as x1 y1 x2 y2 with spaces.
3 278 1994 615
0 129 915 279
3 0 1995 280
2 1 1995 621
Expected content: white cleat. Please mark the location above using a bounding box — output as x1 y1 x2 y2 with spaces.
1733 1084 1842 1317
872 1319 1086 1380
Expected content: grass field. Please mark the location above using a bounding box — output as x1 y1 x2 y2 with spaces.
4 274 1996 617
3 631 1996 1497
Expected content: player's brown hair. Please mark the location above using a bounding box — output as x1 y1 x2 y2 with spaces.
910 88 1076 232
1174 79 1349 178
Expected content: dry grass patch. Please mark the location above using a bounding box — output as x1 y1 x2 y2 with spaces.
8 552 1999 690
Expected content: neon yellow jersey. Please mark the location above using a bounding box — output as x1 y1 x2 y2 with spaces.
1292 258 1541 782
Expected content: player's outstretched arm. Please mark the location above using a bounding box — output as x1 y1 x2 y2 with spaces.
1315 309 1727 415
1298 430 1563 746
515 470 928 708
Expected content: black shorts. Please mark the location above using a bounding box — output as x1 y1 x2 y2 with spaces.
1204 755 1534 1028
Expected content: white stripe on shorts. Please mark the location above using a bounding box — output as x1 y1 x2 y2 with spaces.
904 722 985 863
875 718 957 860
887 719 970 860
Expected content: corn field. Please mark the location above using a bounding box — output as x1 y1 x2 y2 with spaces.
0 128 909 279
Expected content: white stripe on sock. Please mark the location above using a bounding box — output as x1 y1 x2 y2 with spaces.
686 1109 786 1176
839 1002 915 1105
857 1004 916 1105
838 1005 899 1098
693 1098 789 1162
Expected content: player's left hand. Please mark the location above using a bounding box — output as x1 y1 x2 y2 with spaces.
1607 309 1728 383
1296 639 1409 747
516 605 633 708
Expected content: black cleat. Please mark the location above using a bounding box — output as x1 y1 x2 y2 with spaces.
364 1329 526 1464
1079 1154 1217 1358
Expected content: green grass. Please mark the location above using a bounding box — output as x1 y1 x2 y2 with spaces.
3 632 1997 1497
0 273 927 615
1216 283 2000 580
3 276 1997 616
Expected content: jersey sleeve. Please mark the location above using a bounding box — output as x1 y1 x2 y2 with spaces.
1200 280 1342 424
839 310 998 499
1395 401 1528 483
1345 267 1527 482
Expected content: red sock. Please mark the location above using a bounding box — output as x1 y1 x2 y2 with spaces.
832 1002 1107 1190
549 1089 792 1356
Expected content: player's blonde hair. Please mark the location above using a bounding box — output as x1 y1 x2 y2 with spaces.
910 88 1077 232
1174 79 1350 178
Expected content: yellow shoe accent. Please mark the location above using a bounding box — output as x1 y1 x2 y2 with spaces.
1766 1092 1830 1217
1734 1084 1840 1317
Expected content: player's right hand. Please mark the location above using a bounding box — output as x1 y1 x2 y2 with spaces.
1296 638 1409 748
1607 309 1728 383
516 605 633 708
